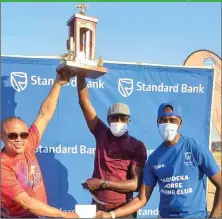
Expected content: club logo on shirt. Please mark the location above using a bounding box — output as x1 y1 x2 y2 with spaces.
184 152 193 166
185 152 191 160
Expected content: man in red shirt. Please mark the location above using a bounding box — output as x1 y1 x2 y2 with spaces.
1 73 79 218
77 76 147 217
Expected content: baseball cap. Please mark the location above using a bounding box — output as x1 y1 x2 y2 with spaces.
108 102 130 116
157 101 182 119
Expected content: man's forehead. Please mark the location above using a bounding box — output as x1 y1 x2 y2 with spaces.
159 115 180 120
3 119 28 129
110 114 129 117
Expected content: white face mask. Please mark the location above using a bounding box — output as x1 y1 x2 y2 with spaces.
110 122 128 137
158 123 178 142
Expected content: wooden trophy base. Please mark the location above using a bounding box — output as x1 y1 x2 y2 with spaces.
56 61 108 79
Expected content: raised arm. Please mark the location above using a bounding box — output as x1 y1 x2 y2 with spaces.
77 75 98 132
33 73 70 140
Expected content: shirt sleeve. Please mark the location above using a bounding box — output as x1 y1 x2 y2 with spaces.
1 166 25 202
27 124 40 152
193 143 220 177
131 142 147 168
142 156 157 187
90 118 108 140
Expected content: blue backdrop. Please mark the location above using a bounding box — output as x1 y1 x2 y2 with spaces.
1 56 214 217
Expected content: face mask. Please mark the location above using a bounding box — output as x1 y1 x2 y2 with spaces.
158 123 178 141
110 122 128 137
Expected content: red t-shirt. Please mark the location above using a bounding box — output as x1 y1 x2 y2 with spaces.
91 119 147 204
1 125 47 217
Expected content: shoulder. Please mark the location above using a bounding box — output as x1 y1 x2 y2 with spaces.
1 151 14 167
29 124 39 133
181 136 203 151
181 136 212 163
92 117 109 134
128 135 147 152
149 143 164 158
179 136 201 151
129 135 145 146
1 161 14 178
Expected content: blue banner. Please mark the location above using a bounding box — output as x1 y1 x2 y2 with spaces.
1 56 214 218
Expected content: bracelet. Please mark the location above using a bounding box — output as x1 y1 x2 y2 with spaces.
109 211 115 218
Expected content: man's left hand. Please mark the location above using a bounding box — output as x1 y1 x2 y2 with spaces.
81 178 103 191
55 72 71 85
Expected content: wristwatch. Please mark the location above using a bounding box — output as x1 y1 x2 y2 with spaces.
101 180 107 189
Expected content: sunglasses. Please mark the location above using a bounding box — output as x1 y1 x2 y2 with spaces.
2 132 29 140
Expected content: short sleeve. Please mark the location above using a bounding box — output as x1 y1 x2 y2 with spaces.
193 144 220 177
142 156 157 187
27 124 40 151
131 142 147 168
1 166 25 202
90 118 108 139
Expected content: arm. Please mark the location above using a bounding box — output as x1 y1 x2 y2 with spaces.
33 73 70 140
193 144 221 218
83 166 142 192
208 171 222 218
84 143 147 192
106 165 143 192
114 184 154 218
96 157 156 218
77 75 98 132
107 142 147 192
14 192 78 218
1 167 78 218
106 141 147 192
97 184 154 218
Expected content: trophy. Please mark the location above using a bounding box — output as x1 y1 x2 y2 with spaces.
56 3 108 79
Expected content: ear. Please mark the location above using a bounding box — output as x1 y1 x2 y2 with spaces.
157 119 160 126
0 133 4 142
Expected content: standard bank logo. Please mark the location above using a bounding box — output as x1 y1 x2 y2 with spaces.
10 72 28 92
118 78 134 97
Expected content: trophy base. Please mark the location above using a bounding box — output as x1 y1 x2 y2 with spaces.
56 61 107 79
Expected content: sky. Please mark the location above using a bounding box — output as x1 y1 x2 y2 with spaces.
1 2 221 141
1 2 221 65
